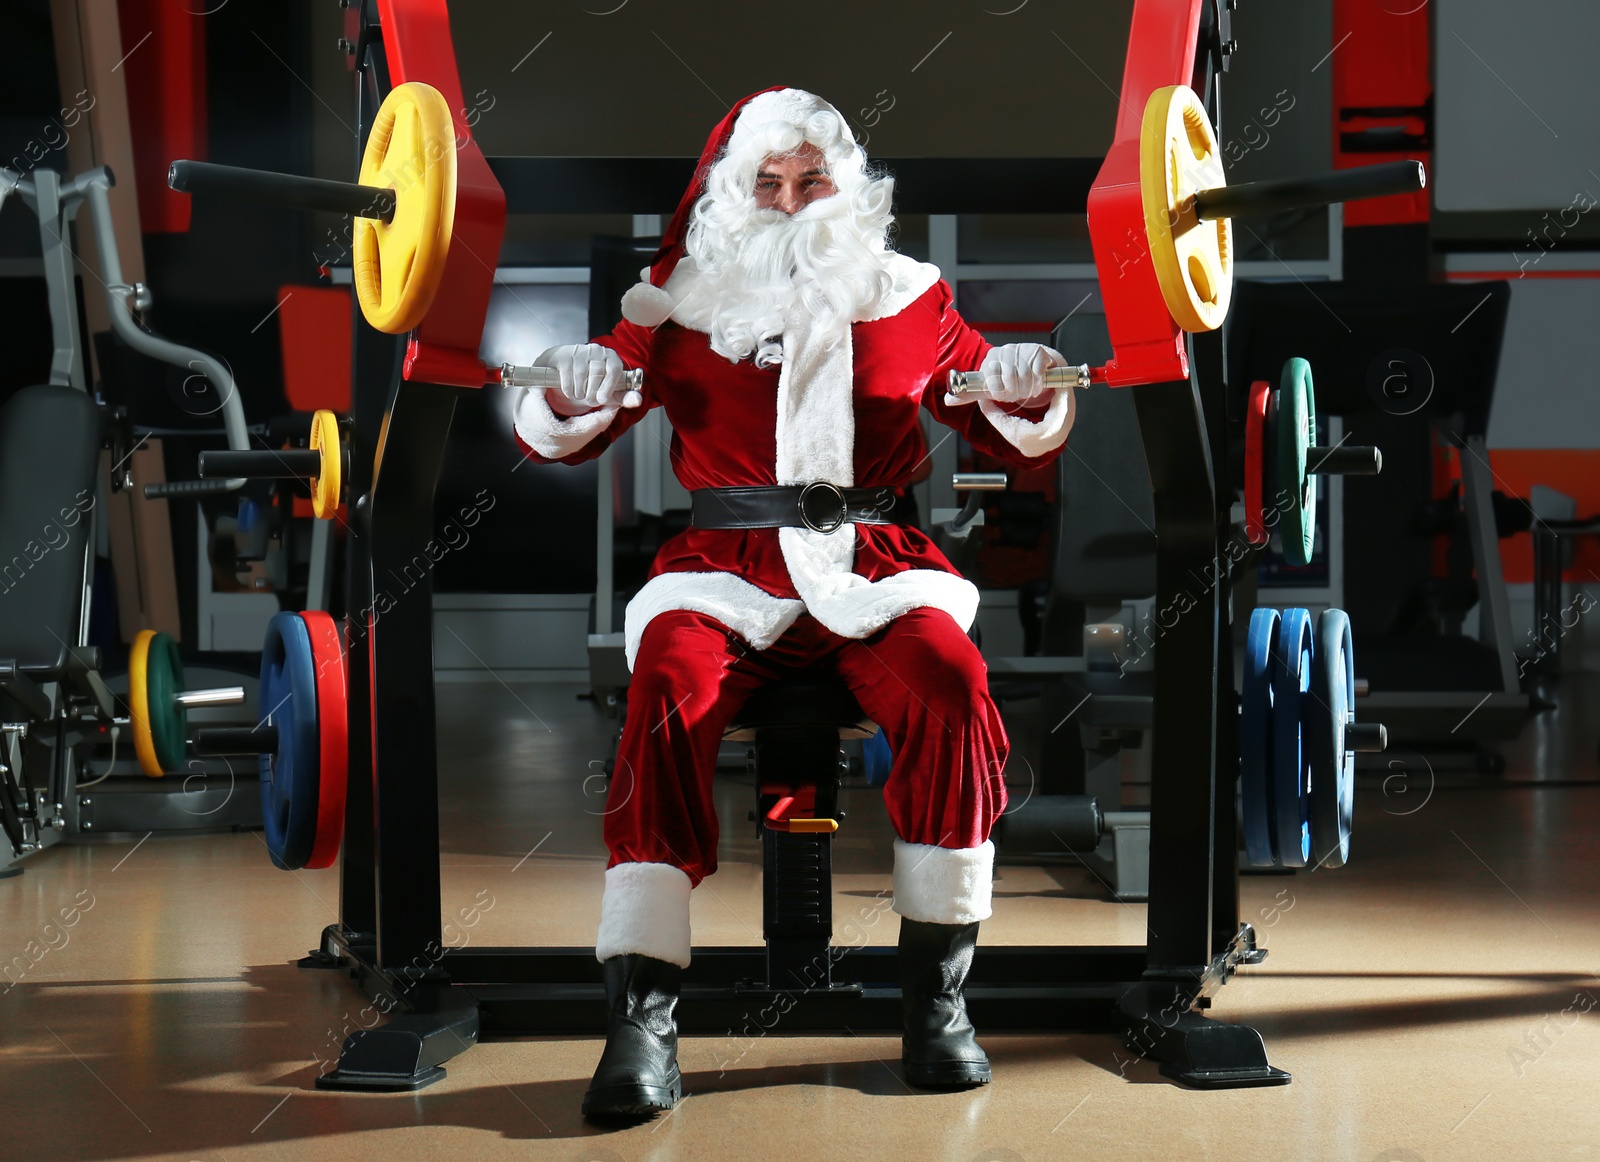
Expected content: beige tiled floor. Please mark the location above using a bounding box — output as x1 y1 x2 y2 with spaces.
3 677 1599 1161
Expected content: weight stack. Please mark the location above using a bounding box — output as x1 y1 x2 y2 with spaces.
754 726 841 992
763 829 832 990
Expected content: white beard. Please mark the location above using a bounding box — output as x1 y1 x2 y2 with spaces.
667 186 897 366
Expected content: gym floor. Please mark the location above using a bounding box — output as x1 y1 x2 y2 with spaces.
4 676 1599 1162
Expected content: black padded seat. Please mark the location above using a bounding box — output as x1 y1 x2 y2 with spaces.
0 385 101 678
724 678 877 742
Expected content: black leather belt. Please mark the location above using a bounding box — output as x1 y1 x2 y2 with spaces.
691 484 898 533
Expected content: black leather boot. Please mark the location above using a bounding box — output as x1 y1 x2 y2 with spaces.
898 919 991 1088
582 954 684 1120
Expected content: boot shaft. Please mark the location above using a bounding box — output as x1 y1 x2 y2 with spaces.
602 953 683 1039
898 919 981 999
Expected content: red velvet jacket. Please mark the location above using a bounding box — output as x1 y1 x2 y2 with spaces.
511 270 1076 664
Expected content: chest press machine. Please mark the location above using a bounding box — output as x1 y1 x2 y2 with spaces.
172 0 1419 1091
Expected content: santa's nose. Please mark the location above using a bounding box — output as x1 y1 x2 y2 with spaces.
774 187 803 214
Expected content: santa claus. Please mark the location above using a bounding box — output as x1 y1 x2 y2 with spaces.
511 87 1076 1120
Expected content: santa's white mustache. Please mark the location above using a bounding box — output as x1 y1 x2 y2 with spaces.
675 184 896 365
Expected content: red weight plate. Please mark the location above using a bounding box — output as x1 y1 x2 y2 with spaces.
300 610 348 870
1245 379 1270 544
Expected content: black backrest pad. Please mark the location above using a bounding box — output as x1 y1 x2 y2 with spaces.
0 386 101 674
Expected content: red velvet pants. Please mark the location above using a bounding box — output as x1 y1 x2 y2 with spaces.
604 607 1008 886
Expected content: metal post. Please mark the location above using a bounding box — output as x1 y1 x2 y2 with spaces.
368 379 459 970
337 47 404 943
29 170 85 391
927 215 961 520
596 447 614 635
1132 375 1220 978
306 519 334 612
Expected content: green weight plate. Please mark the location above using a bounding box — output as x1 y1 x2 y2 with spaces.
147 632 187 774
1277 357 1317 567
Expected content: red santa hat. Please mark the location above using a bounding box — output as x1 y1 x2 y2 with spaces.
620 86 841 328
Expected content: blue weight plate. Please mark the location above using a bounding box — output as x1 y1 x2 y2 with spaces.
1271 608 1314 868
259 611 321 871
1240 607 1280 868
1308 609 1355 869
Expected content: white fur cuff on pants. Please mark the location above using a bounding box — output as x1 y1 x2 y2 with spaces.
892 839 994 925
595 861 692 968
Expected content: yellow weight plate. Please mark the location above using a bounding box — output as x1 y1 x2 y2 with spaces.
309 409 341 520
1139 84 1233 333
128 629 162 777
353 82 458 335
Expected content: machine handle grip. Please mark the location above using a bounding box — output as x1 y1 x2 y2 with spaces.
953 473 1009 492
168 159 396 223
1193 160 1424 221
499 363 646 393
947 364 1091 397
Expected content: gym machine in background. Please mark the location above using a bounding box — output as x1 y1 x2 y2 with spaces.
166 0 1421 1091
0 166 263 869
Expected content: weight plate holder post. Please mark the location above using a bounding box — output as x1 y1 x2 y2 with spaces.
166 78 493 1089
1108 79 1414 1075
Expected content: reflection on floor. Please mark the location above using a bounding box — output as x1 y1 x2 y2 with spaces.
2 674 1598 1161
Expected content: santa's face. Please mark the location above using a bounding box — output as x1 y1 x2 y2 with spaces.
753 144 837 215
675 112 896 363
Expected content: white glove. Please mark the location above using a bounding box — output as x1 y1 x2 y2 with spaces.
946 342 1066 407
535 343 641 413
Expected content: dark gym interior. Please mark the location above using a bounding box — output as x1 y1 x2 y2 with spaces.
2 1 1598 1158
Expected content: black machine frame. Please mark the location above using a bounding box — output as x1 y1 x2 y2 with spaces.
312 0 1286 1093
